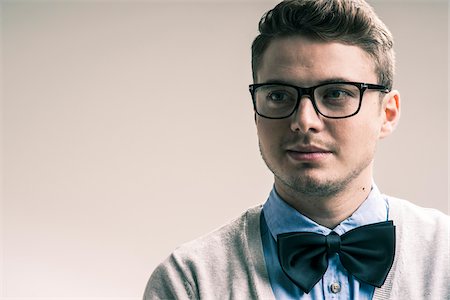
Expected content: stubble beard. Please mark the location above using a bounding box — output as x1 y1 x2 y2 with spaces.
259 142 374 198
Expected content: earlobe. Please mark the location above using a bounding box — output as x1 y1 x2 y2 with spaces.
379 90 401 139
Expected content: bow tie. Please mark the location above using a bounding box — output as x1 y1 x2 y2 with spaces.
277 220 395 294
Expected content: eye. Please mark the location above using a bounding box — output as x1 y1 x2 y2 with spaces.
268 90 291 102
323 89 352 100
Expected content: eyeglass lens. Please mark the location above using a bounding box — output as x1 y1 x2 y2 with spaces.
254 83 361 118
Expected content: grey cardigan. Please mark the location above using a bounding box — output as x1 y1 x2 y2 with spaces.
145 197 449 299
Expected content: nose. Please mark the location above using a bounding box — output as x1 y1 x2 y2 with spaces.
290 96 324 133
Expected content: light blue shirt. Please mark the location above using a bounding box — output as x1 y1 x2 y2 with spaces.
261 184 389 300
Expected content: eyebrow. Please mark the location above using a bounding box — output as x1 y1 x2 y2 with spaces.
260 77 356 87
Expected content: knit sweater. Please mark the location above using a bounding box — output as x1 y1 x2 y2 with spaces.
144 197 449 299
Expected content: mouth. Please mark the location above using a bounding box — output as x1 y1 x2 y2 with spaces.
286 145 333 162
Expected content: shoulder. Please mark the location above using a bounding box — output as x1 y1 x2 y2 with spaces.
172 205 262 260
386 195 448 248
144 205 265 299
387 196 449 230
380 196 449 298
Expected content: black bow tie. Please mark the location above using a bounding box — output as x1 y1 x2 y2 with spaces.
277 220 396 294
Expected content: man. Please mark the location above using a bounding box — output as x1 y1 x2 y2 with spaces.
144 0 449 299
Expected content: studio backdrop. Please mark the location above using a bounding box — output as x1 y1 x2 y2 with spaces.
1 0 448 299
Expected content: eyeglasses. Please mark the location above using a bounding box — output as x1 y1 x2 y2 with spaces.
248 81 389 119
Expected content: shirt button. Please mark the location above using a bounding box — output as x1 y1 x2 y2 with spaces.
330 282 341 293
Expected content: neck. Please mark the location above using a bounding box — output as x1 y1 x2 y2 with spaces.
274 175 373 229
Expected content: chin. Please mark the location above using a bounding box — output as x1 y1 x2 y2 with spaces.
274 168 350 197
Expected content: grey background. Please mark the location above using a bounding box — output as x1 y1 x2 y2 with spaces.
0 0 448 298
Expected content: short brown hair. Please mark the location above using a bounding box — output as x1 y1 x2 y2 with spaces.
251 0 395 89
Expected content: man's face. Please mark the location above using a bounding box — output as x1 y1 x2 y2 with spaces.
255 36 393 198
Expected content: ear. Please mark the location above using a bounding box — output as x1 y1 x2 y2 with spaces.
379 90 401 139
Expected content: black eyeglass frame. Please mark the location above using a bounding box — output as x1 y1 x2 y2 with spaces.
248 81 390 119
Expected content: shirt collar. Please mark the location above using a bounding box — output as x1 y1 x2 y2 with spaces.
263 183 388 241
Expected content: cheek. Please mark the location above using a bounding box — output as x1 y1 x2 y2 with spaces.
256 119 286 145
330 120 380 155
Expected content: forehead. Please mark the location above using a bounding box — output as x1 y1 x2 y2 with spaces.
257 36 377 85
